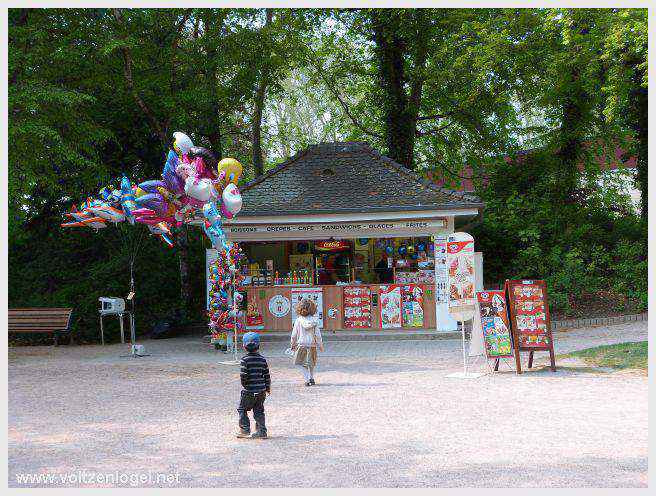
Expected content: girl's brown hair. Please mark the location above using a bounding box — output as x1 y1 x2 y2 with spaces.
296 298 317 317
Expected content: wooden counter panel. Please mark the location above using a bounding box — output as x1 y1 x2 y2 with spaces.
261 286 292 330
322 286 343 330
422 285 436 329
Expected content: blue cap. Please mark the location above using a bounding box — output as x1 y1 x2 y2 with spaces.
243 332 260 348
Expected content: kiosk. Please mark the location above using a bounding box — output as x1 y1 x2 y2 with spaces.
209 141 484 333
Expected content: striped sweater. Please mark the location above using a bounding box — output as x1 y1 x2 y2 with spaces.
240 352 271 393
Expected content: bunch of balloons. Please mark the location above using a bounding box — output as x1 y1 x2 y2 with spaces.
61 131 243 248
207 243 246 342
60 131 246 333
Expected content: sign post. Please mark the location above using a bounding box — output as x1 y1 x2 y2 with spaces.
445 233 483 379
505 279 556 373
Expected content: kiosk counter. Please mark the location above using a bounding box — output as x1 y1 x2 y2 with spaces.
239 283 437 332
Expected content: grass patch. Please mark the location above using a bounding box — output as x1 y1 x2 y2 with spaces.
561 341 647 370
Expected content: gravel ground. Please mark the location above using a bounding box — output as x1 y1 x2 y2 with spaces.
8 320 648 488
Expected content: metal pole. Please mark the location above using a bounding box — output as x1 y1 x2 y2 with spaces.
461 320 467 375
119 314 125 344
233 287 238 362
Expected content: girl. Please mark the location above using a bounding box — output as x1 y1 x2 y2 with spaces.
291 298 324 386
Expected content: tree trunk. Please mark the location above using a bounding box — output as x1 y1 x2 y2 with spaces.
555 13 589 201
628 65 648 223
202 13 224 157
252 9 273 177
371 11 427 169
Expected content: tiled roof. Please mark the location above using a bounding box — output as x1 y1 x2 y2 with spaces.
239 142 483 217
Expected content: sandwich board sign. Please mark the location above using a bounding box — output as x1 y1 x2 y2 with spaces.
505 279 556 373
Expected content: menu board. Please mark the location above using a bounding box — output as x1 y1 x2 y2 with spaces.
379 285 402 329
291 287 324 328
343 286 372 328
505 279 556 373
402 285 424 327
476 290 513 358
433 236 448 303
506 280 552 349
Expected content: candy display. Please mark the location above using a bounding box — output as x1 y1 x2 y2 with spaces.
207 244 246 348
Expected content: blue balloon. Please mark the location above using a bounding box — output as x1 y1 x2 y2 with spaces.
398 245 407 256
385 246 393 255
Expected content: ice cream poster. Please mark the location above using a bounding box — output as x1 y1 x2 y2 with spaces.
476 290 513 358
508 280 551 349
245 292 264 330
402 285 424 328
343 285 372 328
291 287 324 328
447 252 476 310
379 285 402 329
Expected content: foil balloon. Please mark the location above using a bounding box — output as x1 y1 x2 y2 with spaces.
120 175 136 224
221 183 242 218
173 131 193 156
217 158 242 185
188 147 218 179
185 177 216 203
162 149 185 195
87 199 125 223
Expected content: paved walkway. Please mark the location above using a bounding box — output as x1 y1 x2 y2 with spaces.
8 321 648 487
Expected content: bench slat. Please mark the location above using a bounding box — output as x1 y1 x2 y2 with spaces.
8 308 73 336
9 317 71 322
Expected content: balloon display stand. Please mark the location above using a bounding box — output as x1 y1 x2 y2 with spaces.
120 314 150 358
218 299 240 366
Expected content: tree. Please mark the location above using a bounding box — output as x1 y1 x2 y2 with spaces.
601 9 648 223
310 9 526 171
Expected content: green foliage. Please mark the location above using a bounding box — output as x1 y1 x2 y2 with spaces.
472 147 646 316
8 7 647 342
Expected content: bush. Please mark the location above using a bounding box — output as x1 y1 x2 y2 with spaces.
471 148 646 316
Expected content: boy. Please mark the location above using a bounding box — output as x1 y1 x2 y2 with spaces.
237 332 270 439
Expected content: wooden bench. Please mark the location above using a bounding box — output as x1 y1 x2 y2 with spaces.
8 308 74 345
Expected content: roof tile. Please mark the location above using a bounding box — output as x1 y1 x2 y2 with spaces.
239 142 483 217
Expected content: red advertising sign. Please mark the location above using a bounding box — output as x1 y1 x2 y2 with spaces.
343 286 372 328
505 279 556 373
315 240 350 252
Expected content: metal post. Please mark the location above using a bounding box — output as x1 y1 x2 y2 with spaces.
100 314 105 345
233 286 238 362
119 313 125 344
461 320 467 375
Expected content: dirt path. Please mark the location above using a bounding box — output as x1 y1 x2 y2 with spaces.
8 320 648 487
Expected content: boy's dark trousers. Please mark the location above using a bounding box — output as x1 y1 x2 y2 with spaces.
237 390 267 434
